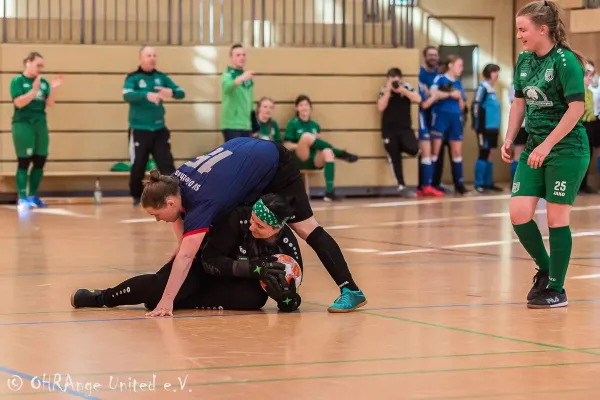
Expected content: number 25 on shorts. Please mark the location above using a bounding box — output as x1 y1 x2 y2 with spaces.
553 181 566 197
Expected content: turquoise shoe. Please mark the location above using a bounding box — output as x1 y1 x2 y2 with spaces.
27 196 47 208
328 287 367 313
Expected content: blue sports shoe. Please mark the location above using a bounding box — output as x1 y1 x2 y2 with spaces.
328 287 367 313
27 196 47 208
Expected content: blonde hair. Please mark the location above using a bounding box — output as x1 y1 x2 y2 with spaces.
517 0 586 67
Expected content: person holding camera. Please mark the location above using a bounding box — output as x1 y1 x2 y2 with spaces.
430 55 470 195
377 68 422 197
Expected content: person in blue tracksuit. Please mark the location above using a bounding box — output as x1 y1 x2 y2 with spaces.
430 55 470 195
472 64 503 193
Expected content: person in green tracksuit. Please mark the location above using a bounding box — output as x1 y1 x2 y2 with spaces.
254 97 282 142
284 95 359 201
123 45 185 206
10 51 62 210
221 44 255 142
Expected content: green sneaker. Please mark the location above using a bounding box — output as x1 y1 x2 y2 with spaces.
327 287 367 313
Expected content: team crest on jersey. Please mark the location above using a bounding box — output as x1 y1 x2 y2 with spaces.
524 86 553 107
512 182 520 194
545 69 555 82
154 78 161 85
138 80 147 88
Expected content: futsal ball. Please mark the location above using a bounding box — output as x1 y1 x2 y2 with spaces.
260 254 302 292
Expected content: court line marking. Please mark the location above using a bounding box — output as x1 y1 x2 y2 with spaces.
0 365 99 399
185 360 600 387
424 387 600 400
2 298 600 327
377 229 600 256
69 349 566 378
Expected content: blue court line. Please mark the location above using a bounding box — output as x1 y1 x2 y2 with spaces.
0 365 100 399
2 298 600 328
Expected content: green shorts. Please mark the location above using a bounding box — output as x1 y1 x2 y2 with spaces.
12 120 49 158
511 150 589 205
294 150 322 170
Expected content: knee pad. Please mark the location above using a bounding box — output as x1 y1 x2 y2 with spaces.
452 157 463 163
420 157 432 165
478 148 490 161
431 156 438 163
31 155 47 169
17 157 32 170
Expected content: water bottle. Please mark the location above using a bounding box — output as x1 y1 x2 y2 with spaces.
94 178 102 205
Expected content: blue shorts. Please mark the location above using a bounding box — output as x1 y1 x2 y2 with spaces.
418 111 430 141
431 111 463 141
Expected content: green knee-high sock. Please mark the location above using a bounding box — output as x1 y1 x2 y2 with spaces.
512 220 550 272
16 169 28 199
311 138 344 157
548 226 572 292
28 168 44 197
324 162 335 193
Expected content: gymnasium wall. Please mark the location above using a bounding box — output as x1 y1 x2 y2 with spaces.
0 43 421 190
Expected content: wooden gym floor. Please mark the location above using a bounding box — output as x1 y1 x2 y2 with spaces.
1 192 600 399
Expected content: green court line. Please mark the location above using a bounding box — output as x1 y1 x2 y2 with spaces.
306 301 600 357
188 359 600 387
69 348 563 378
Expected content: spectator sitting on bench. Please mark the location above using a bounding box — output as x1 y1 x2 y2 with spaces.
254 97 282 142
284 95 359 202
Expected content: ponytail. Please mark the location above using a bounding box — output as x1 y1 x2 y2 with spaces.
439 54 461 75
518 1 586 68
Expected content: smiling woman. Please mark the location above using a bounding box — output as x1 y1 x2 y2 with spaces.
500 0 589 309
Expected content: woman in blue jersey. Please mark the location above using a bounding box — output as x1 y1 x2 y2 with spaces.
417 82 445 197
472 64 503 192
430 55 470 195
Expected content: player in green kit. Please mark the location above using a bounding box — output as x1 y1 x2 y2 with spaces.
284 95 359 201
254 97 282 142
10 52 62 210
501 0 589 309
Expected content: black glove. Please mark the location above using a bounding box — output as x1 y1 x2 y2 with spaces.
232 255 286 279
262 276 302 313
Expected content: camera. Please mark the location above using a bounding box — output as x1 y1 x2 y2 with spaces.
391 81 400 89
438 82 454 92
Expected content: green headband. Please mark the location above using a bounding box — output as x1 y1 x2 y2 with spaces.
252 198 289 229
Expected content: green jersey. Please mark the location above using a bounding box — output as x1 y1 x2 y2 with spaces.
284 117 321 143
122 67 185 131
221 66 254 131
10 74 51 123
257 119 281 142
514 46 588 156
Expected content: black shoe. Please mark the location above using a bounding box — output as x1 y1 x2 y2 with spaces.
527 288 568 309
71 289 105 308
338 151 359 163
485 185 503 192
527 269 549 301
455 185 470 195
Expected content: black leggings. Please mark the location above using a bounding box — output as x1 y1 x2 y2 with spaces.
102 257 268 311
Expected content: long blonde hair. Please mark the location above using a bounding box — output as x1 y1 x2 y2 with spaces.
517 0 586 67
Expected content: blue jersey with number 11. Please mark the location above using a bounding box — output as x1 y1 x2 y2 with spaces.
173 137 280 237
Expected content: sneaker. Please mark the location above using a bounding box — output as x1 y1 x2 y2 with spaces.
27 196 47 208
475 186 486 193
338 151 359 163
328 287 368 313
527 288 568 309
416 188 424 197
485 185 503 192
455 185 471 195
17 198 32 211
422 185 444 197
71 289 105 308
398 186 417 198
527 269 549 301
324 191 341 202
